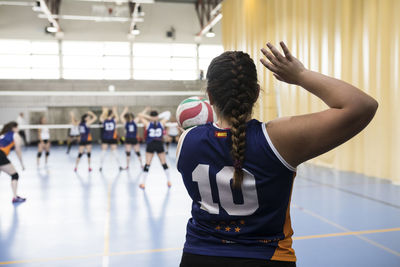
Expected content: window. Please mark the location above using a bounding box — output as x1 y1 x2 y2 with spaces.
132 43 198 80
0 39 223 80
0 40 60 79
62 41 130 80
199 44 224 74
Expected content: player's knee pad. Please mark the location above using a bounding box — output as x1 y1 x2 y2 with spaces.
78 153 83 158
126 151 131 156
143 164 150 172
135 151 141 157
11 173 19 181
162 163 168 170
37 152 42 158
45 151 50 157
87 152 91 158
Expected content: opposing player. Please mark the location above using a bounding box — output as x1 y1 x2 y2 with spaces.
120 107 143 170
0 122 26 203
74 111 97 172
138 108 171 189
99 107 122 171
177 42 378 266
37 116 50 166
66 111 80 154
165 118 181 155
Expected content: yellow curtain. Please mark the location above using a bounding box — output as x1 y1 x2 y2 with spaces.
222 0 400 183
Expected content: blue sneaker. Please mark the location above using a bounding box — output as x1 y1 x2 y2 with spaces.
12 196 26 204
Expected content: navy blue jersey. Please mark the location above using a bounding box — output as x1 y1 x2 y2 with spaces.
177 119 296 262
79 123 92 142
146 122 164 143
0 131 15 156
125 121 137 139
102 119 117 140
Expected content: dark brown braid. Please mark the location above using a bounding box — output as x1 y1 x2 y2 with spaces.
206 51 259 188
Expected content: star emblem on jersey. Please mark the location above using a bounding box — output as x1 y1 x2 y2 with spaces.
225 226 231 232
235 227 241 232
215 225 221 230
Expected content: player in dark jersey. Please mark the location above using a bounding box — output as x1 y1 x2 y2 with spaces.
177 43 378 267
120 107 143 170
74 111 97 172
0 121 26 203
99 107 122 171
138 108 171 189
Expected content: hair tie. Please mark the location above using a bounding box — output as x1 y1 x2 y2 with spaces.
233 160 242 170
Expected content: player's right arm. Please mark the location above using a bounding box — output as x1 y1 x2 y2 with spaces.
99 107 108 123
120 107 128 124
38 128 42 142
86 111 97 125
70 111 78 126
138 107 151 128
260 42 378 168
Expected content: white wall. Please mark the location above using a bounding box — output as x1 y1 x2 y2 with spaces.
0 2 222 44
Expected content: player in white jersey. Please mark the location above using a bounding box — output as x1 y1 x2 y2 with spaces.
67 111 80 154
37 116 51 166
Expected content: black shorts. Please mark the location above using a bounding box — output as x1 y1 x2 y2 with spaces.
146 140 164 153
41 139 49 144
0 150 11 166
102 139 117 145
180 252 296 267
125 137 138 145
169 135 178 143
69 134 80 138
79 140 92 146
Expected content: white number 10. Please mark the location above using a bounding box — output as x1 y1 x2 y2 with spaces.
192 164 259 216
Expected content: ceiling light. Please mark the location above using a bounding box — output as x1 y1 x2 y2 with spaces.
131 25 140 35
32 1 41 12
45 25 58 33
206 28 215 38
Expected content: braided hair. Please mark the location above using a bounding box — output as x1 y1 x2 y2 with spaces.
206 51 259 188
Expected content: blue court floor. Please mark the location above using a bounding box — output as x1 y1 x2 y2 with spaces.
0 145 399 267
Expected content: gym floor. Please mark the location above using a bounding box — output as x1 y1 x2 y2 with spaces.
0 145 399 267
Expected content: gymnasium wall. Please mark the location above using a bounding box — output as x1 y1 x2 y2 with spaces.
221 0 400 184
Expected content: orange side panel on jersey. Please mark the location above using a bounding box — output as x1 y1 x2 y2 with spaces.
0 141 15 156
113 130 117 139
88 133 92 141
271 173 297 262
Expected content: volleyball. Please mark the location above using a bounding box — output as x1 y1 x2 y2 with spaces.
176 96 214 129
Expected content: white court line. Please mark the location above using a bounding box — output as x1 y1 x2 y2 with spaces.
102 183 112 267
293 204 400 257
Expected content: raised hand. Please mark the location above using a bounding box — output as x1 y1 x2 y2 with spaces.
260 42 306 85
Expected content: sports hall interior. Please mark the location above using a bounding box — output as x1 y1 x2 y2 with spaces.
0 0 399 266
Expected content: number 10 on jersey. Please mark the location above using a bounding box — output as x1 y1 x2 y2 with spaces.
192 164 259 216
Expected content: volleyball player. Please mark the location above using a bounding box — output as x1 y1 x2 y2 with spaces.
66 111 80 154
0 122 26 203
37 116 50 166
138 108 171 189
120 107 143 170
177 42 378 267
165 117 181 155
74 111 97 172
99 107 122 171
